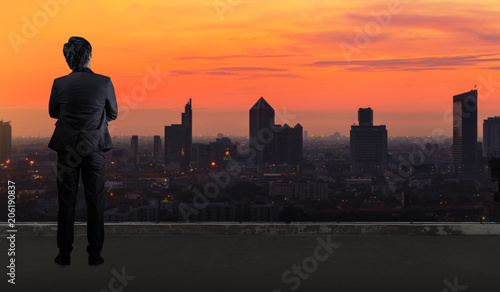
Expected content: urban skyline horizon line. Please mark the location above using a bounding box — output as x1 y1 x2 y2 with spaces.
4 88 498 139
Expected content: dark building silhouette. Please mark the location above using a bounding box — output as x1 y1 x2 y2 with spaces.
453 90 477 173
274 123 303 166
165 99 192 170
153 135 161 160
211 134 237 169
350 108 387 175
131 135 139 165
358 108 373 126
0 120 11 164
249 97 302 166
192 134 237 170
249 97 275 165
483 117 500 158
191 143 210 169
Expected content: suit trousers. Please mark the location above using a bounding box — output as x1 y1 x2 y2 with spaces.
56 149 105 256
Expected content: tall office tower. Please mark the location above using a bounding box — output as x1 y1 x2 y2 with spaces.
358 107 373 126
182 99 192 166
288 123 303 166
131 135 139 165
453 90 478 173
0 121 12 164
182 99 192 128
350 108 388 175
153 135 162 159
249 97 275 165
483 117 500 158
274 123 303 166
165 99 192 169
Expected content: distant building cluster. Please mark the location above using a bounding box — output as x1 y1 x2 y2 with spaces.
5 89 500 223
249 97 303 167
192 134 237 170
270 180 328 201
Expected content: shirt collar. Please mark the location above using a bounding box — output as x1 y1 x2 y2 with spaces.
72 67 93 73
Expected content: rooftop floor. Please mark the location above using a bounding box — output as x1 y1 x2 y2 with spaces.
1 223 499 291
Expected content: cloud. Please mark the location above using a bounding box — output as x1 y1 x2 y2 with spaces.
215 67 288 72
206 72 234 75
304 53 500 71
174 54 300 60
170 70 197 75
0 103 28 108
247 73 303 78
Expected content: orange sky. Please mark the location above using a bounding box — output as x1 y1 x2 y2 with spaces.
1 0 500 137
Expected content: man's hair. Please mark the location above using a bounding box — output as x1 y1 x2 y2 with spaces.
63 37 92 71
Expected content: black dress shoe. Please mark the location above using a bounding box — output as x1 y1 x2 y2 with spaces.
54 254 71 266
88 255 104 266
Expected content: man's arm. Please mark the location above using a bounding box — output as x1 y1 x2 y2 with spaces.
105 78 118 121
48 80 60 119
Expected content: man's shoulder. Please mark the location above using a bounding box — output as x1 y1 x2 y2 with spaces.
54 71 111 83
90 72 111 81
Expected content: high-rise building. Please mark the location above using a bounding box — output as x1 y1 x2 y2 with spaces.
153 135 161 159
182 99 192 166
358 108 373 126
249 97 275 165
131 135 139 165
484 117 500 158
165 99 192 169
0 121 12 164
453 90 478 173
350 108 387 175
274 123 303 166
249 97 303 166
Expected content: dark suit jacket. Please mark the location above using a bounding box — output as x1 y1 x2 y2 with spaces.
48 68 118 153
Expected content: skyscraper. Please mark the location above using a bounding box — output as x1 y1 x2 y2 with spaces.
453 90 477 173
249 97 275 165
249 97 303 166
165 99 192 169
483 117 500 158
274 123 303 166
182 99 192 166
153 135 162 160
0 121 12 164
350 108 387 175
358 108 373 126
131 135 139 165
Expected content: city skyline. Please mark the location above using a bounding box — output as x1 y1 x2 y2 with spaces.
2 1 500 136
2 91 498 140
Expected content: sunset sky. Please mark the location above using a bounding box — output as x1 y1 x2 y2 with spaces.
1 0 500 137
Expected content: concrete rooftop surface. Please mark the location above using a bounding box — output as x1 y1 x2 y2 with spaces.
0 223 499 292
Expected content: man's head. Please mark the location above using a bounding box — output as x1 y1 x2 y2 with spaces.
63 37 92 71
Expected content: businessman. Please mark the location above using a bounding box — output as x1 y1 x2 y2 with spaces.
48 37 117 266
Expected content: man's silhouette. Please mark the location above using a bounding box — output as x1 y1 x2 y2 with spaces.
48 36 117 266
